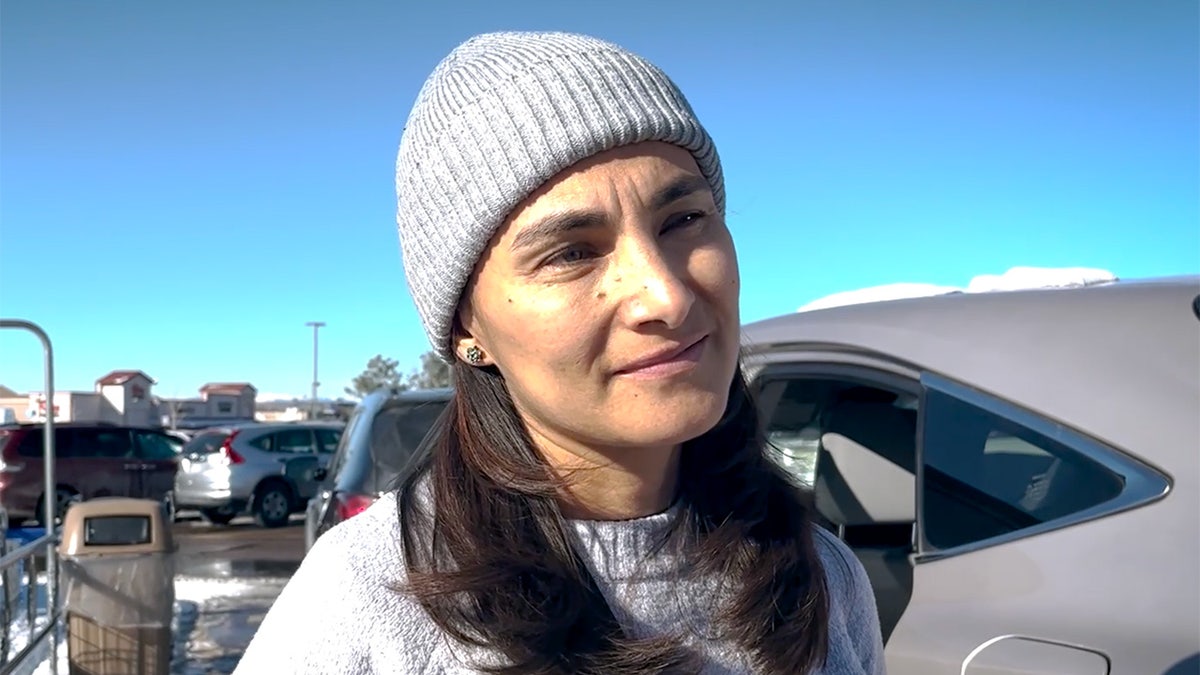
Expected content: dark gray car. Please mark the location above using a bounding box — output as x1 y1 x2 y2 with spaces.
304 389 450 550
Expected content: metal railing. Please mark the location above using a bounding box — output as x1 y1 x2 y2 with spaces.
0 532 57 673
0 319 60 675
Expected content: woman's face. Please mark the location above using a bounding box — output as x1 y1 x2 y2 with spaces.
457 142 740 460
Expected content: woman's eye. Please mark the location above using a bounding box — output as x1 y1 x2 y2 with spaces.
664 210 707 233
546 245 593 267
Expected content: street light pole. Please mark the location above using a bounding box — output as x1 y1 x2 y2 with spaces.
305 321 325 419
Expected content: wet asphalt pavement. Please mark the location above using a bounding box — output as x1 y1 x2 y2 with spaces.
173 513 305 579
170 513 305 674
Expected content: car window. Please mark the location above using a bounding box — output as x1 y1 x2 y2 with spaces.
248 433 276 452
758 378 828 486
135 431 179 460
17 429 45 458
315 429 341 454
183 432 227 456
370 401 448 477
275 428 316 454
15 428 78 458
73 429 134 459
15 428 128 459
325 409 364 480
921 386 1125 551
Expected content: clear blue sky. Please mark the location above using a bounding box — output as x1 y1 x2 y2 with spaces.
1 1 1196 399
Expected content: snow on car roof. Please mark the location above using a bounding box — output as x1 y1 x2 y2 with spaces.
796 266 1118 312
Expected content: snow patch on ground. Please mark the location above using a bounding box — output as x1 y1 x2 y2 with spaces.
19 575 290 675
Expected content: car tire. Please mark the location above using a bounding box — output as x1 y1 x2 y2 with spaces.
35 487 80 527
255 484 292 529
200 507 236 526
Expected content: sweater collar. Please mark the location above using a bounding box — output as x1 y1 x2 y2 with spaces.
566 502 689 581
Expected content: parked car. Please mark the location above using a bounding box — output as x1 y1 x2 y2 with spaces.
740 275 1199 674
304 388 450 550
0 422 180 525
174 421 344 528
165 429 194 446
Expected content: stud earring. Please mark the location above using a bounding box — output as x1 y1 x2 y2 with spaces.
465 345 484 365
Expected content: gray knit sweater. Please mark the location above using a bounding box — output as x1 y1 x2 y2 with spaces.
234 492 885 674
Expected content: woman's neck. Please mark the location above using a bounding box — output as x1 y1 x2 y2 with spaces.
533 434 681 520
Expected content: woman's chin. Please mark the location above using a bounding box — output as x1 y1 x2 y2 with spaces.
610 391 730 448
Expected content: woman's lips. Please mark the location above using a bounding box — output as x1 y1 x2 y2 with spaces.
615 335 708 378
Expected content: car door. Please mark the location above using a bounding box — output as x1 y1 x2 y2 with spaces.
315 428 342 467
308 412 362 549
275 427 321 501
133 430 181 503
883 373 1165 675
749 358 921 647
70 427 140 500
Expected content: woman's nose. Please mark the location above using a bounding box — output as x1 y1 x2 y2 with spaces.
614 245 695 330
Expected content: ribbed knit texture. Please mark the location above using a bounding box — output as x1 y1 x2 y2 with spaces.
234 492 887 674
395 31 725 358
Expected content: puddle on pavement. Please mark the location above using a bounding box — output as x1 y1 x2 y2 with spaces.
174 558 299 579
169 564 291 674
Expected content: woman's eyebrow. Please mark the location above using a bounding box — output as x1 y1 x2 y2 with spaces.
650 174 711 212
511 210 605 252
510 174 710 252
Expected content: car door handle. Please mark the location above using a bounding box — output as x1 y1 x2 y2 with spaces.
123 463 153 470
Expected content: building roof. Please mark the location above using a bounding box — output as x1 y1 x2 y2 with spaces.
200 382 257 396
96 370 156 386
0 385 19 398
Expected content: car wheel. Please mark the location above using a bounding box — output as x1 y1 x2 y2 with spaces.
36 487 80 527
200 507 237 526
255 484 292 529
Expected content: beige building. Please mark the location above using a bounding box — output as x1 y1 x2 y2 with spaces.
3 374 261 430
198 382 257 418
0 385 24 424
159 382 259 429
19 370 161 427
96 370 161 426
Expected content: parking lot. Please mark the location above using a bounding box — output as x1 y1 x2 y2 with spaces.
173 513 305 579
170 514 305 674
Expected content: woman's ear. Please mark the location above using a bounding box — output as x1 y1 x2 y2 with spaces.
454 338 489 366
452 314 491 367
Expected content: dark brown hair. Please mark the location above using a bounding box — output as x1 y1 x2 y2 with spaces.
397 360 830 674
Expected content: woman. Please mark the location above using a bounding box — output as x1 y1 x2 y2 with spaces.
236 31 884 674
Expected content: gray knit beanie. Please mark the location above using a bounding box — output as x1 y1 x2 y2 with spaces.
395 31 725 359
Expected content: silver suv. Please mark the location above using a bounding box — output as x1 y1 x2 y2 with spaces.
174 421 344 527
